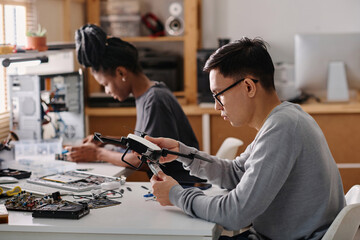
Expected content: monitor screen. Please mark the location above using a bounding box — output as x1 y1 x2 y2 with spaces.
295 33 360 101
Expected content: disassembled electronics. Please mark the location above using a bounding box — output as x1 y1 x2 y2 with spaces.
101 181 121 191
0 176 19 184
32 201 89 219
27 171 125 192
8 72 85 145
72 189 123 209
77 198 120 209
5 192 49 212
93 132 214 176
5 191 90 219
0 168 32 179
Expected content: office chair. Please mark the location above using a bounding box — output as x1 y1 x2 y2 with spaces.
345 185 360 205
321 185 360 240
216 137 243 160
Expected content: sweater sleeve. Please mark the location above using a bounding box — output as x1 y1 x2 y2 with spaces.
171 114 300 230
178 142 248 190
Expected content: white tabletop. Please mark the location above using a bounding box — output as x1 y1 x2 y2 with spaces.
0 182 223 240
73 162 127 177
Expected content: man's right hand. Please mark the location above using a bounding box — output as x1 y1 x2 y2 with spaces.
144 136 180 164
65 143 100 162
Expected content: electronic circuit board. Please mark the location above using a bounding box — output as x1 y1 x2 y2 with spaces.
27 171 122 192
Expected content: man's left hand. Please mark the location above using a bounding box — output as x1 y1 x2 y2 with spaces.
150 171 179 206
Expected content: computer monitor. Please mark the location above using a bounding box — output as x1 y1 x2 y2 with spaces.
295 33 360 102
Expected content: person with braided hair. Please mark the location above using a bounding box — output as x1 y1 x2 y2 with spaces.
66 24 204 183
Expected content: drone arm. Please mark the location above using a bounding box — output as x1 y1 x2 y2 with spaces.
93 132 128 146
162 149 214 163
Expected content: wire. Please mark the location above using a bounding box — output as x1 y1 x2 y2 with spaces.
72 190 124 200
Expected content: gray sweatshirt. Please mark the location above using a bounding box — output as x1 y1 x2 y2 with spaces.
169 101 345 240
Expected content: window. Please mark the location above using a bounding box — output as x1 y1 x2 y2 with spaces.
4 4 27 46
0 0 36 139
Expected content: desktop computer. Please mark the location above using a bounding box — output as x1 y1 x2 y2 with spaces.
295 33 360 102
197 49 216 104
8 71 85 145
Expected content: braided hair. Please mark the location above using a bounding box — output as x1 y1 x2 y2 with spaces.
75 24 142 74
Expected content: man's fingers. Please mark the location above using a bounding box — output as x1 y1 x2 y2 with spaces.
145 135 161 144
156 171 166 179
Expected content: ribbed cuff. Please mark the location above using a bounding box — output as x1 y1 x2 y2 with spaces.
169 184 184 206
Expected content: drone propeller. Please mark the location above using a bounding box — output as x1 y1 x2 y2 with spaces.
122 126 147 138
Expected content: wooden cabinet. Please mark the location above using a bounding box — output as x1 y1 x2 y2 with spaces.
85 0 200 104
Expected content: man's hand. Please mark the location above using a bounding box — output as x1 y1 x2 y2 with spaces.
144 136 180 164
150 171 179 206
65 143 100 162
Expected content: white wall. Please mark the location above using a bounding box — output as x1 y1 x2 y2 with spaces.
201 0 360 64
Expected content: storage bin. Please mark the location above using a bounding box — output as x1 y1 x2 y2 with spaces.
101 15 141 37
13 139 62 161
101 0 140 16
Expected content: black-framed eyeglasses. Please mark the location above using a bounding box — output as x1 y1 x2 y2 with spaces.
212 78 258 106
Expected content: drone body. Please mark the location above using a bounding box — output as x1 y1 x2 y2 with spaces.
93 132 213 176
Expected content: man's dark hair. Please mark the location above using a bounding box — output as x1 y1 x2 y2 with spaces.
203 37 275 91
75 24 142 75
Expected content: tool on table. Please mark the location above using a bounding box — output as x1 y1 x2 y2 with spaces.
0 186 22 198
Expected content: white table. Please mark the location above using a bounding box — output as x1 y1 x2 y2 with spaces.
0 181 222 240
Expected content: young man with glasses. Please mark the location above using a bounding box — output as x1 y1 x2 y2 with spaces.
148 38 345 239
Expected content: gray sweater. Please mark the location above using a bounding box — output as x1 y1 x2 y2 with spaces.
135 82 203 183
170 101 345 240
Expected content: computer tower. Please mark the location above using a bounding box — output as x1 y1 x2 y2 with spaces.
8 71 85 145
197 49 216 104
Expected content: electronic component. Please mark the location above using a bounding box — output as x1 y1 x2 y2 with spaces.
0 177 19 184
5 191 90 219
0 168 31 179
72 189 122 209
101 181 120 191
27 171 124 192
5 192 55 212
148 163 162 176
32 201 89 219
77 198 120 209
8 71 85 145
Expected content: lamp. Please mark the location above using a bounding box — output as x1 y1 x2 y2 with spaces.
2 56 48 67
